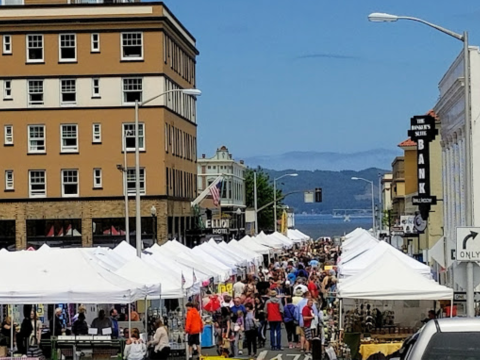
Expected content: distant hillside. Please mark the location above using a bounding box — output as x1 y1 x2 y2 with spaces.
264 168 387 214
244 149 401 171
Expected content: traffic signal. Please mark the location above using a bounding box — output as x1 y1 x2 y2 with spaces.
315 188 322 202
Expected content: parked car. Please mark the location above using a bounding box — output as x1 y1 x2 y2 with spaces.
390 318 480 360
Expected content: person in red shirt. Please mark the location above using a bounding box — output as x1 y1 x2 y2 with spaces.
185 302 203 359
307 275 319 300
301 299 315 356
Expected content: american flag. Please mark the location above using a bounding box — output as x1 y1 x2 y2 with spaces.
210 180 222 206
181 272 186 286
193 269 197 283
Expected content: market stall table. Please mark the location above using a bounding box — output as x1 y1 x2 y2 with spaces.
359 342 402 360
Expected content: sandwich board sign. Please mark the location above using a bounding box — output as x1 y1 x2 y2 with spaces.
456 227 480 262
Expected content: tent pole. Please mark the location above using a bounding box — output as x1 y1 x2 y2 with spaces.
128 303 132 340
339 299 343 331
10 305 13 360
450 298 453 318
144 297 148 337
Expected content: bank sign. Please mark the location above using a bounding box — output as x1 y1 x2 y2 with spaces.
407 115 438 206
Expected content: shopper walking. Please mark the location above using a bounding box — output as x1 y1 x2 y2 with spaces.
244 303 257 357
265 290 284 351
301 299 315 356
283 297 298 349
148 319 170 360
185 302 203 359
254 296 266 348
124 328 146 360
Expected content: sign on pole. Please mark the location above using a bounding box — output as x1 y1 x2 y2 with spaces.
304 191 314 203
456 227 480 261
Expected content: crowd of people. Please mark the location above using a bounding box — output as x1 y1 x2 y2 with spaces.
207 238 340 358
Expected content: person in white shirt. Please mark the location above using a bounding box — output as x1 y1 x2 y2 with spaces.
147 319 170 360
233 276 245 298
124 328 146 360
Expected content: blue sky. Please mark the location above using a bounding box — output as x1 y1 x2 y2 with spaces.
151 0 480 158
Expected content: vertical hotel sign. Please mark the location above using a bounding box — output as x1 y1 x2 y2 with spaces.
407 114 438 207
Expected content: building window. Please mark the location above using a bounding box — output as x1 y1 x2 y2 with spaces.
28 125 45 153
92 123 101 143
59 34 76 62
61 169 79 197
26 34 43 63
28 80 43 106
60 124 78 153
5 170 13 191
123 123 144 151
60 79 76 105
121 32 143 60
92 78 100 98
93 168 102 188
3 35 11 55
91 33 100 53
29 170 46 198
3 80 12 99
126 168 145 195
4 125 13 145
122 78 142 104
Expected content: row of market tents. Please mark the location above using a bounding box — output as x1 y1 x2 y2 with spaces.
0 229 310 305
337 228 453 301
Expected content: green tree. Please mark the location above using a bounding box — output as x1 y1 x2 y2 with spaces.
245 167 283 232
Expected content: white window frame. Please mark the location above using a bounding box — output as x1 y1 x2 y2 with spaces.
61 169 79 197
3 79 12 100
122 77 142 105
3 35 12 55
4 125 13 145
26 34 44 63
91 33 100 53
59 33 77 62
29 170 46 198
27 80 44 106
125 167 145 196
121 32 143 60
122 123 144 152
92 78 100 98
27 125 45 154
93 168 102 188
5 170 14 191
60 124 78 153
60 79 76 105
92 123 101 143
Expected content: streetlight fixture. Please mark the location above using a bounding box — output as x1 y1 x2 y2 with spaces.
273 173 298 232
351 177 375 232
368 12 473 316
150 205 157 243
133 88 201 257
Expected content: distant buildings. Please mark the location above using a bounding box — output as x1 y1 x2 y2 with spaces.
196 146 247 240
0 0 199 249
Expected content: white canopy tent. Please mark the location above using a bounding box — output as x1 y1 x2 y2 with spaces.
338 241 433 279
338 252 452 301
287 229 304 243
196 242 240 269
0 248 151 304
227 240 264 267
217 241 255 268
292 229 310 240
238 236 273 256
157 241 231 282
269 232 294 248
254 232 284 249
344 227 368 239
341 232 379 254
207 239 249 267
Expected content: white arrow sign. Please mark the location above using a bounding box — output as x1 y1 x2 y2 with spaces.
456 227 480 262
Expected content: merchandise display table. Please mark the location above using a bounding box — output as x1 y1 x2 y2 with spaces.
359 342 403 360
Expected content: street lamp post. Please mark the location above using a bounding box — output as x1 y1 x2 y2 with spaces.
151 205 157 243
133 88 201 257
273 173 298 232
352 177 375 232
368 12 474 317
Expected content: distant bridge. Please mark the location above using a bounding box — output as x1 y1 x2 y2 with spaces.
332 209 372 219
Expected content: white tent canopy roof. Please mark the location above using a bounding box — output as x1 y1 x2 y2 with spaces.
344 228 367 239
338 251 452 300
227 240 264 267
238 236 272 255
270 232 294 248
341 232 379 254
254 232 284 249
338 241 432 279
0 248 150 304
287 229 304 243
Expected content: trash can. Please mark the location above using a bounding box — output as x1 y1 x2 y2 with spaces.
312 337 323 360
201 324 214 348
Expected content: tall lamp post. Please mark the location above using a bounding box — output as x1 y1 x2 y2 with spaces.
352 177 375 232
368 12 473 316
133 88 201 257
273 173 298 232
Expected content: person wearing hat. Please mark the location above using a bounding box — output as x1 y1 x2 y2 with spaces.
292 287 305 305
265 290 284 351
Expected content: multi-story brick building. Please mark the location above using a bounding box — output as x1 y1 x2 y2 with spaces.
0 0 199 249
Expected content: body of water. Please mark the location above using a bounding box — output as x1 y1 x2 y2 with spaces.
294 214 372 239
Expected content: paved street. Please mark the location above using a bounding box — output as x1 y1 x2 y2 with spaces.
202 327 315 360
